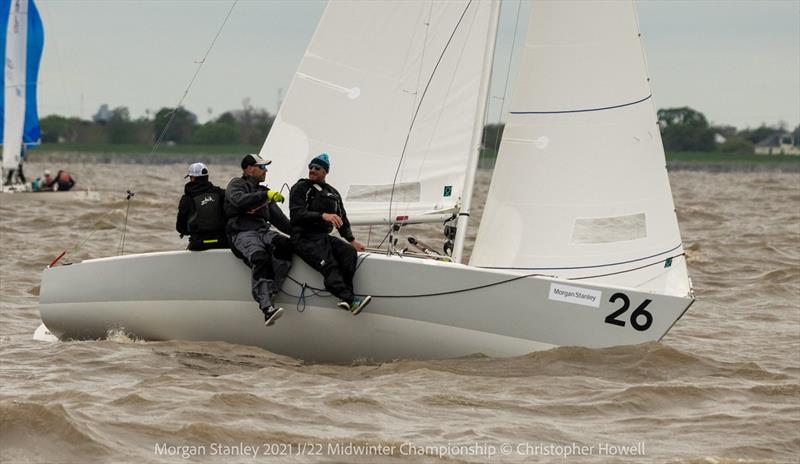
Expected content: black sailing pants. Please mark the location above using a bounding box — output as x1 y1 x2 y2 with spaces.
292 234 357 304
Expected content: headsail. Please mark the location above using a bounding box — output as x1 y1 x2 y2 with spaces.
470 0 691 296
1 0 44 170
261 0 497 225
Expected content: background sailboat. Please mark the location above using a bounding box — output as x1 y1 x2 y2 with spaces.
1 0 44 190
37 0 693 362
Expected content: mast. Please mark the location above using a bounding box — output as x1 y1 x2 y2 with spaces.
452 0 501 264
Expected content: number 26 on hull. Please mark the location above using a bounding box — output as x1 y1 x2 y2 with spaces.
605 293 653 331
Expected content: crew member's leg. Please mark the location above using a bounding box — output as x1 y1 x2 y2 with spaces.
266 232 292 298
230 230 278 314
293 235 354 303
329 236 357 295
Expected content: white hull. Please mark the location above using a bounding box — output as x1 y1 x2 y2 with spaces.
39 250 692 362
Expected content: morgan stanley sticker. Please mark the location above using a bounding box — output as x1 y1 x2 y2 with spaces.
548 283 602 308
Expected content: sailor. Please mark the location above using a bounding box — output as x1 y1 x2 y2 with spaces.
225 154 292 327
3 146 27 186
176 162 228 251
41 169 75 191
289 153 372 315
38 170 54 191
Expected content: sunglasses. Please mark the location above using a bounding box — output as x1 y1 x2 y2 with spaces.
308 164 324 171
255 163 269 170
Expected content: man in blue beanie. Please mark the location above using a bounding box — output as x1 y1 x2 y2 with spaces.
289 153 372 315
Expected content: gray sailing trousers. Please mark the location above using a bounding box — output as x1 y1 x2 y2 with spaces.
230 229 292 312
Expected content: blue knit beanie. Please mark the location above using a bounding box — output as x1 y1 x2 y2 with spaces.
309 153 330 172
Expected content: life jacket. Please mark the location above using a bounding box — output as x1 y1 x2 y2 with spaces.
188 190 225 234
306 182 341 215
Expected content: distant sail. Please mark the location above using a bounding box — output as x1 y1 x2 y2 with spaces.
1 0 44 170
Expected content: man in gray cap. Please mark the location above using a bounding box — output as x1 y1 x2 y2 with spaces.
225 154 292 327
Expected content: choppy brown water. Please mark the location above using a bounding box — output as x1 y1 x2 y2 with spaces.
1 160 798 463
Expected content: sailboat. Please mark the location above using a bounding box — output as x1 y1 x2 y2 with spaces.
37 0 694 362
1 0 43 192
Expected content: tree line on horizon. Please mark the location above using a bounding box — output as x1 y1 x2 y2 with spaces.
482 107 799 155
41 103 795 154
40 100 272 147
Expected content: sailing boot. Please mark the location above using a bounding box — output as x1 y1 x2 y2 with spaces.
263 306 284 327
336 301 351 311
350 295 372 316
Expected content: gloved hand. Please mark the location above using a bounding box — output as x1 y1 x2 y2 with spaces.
267 190 285 203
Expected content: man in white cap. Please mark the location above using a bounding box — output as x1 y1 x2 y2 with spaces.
224 154 292 327
38 170 54 191
176 162 228 250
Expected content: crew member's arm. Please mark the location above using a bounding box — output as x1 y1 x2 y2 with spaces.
225 177 268 213
289 181 323 227
336 192 365 251
176 195 191 237
268 203 292 235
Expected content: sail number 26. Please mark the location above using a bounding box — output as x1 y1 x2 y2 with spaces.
605 293 653 331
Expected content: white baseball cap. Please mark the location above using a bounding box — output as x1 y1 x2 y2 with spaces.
185 162 209 178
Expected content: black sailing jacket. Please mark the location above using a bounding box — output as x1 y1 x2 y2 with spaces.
224 175 290 235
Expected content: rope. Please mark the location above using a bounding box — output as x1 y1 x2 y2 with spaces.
50 206 125 267
282 252 685 301
118 0 239 256
297 283 307 312
567 253 685 281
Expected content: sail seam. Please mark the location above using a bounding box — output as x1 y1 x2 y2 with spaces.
477 242 682 271
510 94 652 115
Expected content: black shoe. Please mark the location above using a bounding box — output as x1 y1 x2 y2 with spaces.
350 295 372 316
263 306 284 327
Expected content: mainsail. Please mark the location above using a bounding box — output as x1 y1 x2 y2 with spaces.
1 0 44 170
261 0 498 225
470 0 691 296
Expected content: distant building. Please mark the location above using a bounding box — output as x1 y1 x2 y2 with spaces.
755 129 800 155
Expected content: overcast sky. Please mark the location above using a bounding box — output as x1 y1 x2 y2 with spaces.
37 0 799 129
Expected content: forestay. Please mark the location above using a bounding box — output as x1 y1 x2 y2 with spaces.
470 0 691 296
1 0 44 169
261 0 495 225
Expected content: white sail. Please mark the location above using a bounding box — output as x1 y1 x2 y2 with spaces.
2 0 28 170
261 0 496 225
470 0 690 296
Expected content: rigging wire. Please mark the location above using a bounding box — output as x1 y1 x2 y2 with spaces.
117 0 239 256
386 0 474 250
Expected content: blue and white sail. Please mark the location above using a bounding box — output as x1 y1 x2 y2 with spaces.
1 0 44 170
